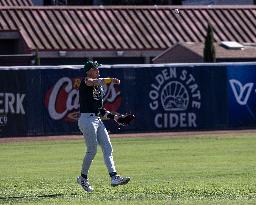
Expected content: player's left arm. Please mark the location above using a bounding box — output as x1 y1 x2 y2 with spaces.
99 108 119 121
85 77 120 86
99 108 135 126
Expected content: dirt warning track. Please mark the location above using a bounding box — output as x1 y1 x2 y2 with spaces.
0 129 256 144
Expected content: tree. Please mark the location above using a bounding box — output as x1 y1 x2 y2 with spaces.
203 23 216 62
35 48 40 66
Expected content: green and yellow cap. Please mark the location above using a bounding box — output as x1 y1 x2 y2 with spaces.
82 60 102 73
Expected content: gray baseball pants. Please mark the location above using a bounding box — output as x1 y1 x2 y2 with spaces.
78 113 116 176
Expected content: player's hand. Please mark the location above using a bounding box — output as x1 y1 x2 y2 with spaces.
112 78 120 85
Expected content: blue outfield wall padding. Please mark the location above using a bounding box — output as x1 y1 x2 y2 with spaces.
26 69 44 136
227 64 256 128
0 63 255 137
0 70 27 137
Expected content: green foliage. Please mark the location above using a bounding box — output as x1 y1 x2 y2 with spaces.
204 23 216 62
0 133 256 204
34 48 40 66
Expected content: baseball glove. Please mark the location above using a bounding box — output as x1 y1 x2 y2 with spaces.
116 113 135 126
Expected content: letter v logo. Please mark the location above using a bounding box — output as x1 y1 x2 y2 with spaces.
229 79 254 105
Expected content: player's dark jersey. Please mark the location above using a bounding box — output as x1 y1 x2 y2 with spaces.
79 78 104 114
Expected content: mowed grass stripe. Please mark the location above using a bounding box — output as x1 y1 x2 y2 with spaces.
0 133 256 204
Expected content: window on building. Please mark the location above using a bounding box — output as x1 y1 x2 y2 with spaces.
0 40 19 55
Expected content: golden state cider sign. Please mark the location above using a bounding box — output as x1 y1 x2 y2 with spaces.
149 67 201 129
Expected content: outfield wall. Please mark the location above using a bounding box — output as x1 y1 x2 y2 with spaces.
0 63 255 137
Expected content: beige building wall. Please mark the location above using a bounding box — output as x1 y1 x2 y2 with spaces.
153 46 203 64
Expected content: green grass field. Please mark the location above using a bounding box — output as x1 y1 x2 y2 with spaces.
0 132 256 205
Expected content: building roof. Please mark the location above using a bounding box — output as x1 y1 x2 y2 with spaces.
0 0 33 6
152 42 256 63
186 42 256 59
0 6 256 51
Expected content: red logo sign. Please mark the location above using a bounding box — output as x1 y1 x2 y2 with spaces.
44 77 121 122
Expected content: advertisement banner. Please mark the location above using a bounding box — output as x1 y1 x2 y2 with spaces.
0 70 27 136
135 65 228 131
227 65 256 127
135 66 203 131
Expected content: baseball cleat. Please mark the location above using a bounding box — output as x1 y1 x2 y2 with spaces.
111 175 130 187
77 176 93 192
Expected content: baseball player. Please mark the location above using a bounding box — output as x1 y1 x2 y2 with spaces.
77 60 131 192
